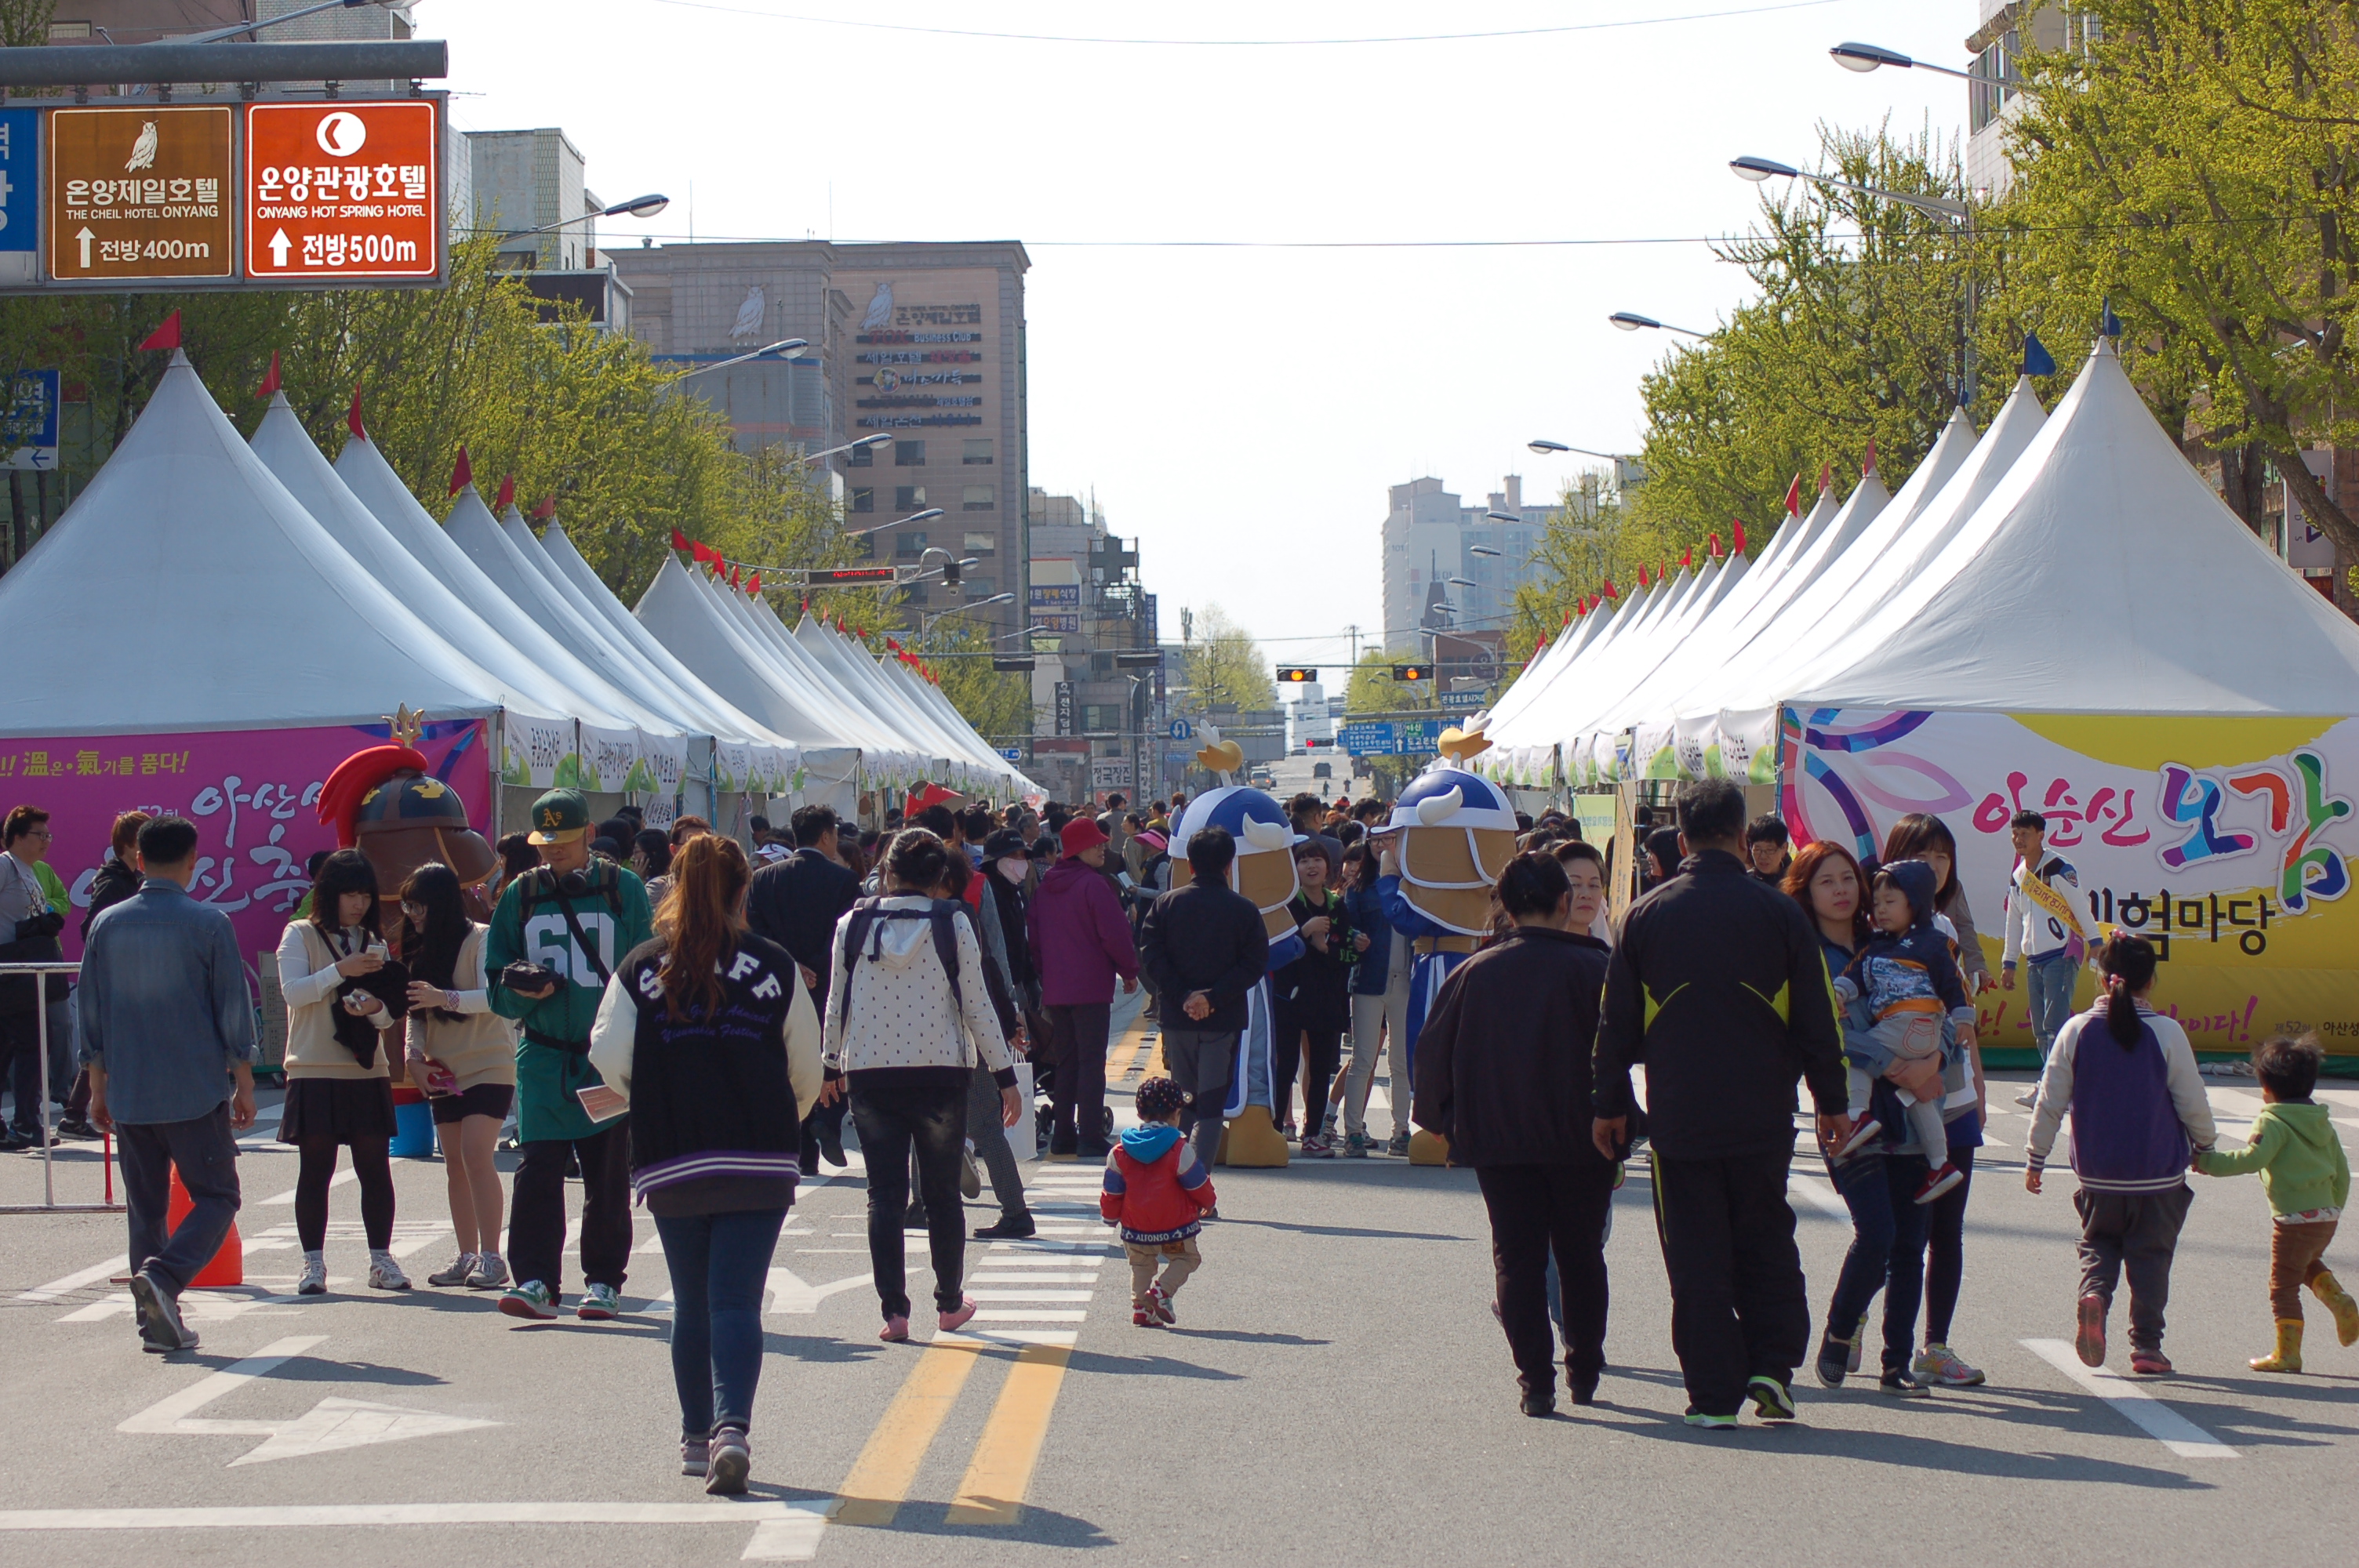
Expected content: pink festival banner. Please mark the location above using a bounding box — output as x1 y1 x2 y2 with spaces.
0 719 493 981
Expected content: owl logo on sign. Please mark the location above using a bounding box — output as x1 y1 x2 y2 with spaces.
125 122 158 172
860 281 893 330
729 285 766 342
874 367 901 392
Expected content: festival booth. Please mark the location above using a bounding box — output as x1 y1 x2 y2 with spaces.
1732 339 2359 1058
0 351 507 972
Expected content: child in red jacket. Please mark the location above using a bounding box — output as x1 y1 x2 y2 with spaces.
1103 1077 1217 1327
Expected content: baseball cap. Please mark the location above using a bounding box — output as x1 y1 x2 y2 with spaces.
526 788 591 845
1060 816 1109 857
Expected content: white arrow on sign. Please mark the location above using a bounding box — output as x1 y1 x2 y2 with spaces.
118 1334 499 1465
75 227 93 268
267 228 292 268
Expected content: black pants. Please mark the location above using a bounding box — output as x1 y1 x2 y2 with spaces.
1652 1149 1810 1417
293 1136 394 1252
852 1080 969 1318
1270 1018 1343 1133
1044 1001 1111 1150
1925 1143 1974 1344
117 1103 242 1295
508 1118 632 1298
1477 1161 1616 1398
2075 1182 2193 1352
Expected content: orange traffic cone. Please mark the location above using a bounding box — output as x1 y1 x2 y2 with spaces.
166 1164 242 1287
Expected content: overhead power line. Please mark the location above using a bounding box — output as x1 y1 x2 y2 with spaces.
642 0 1839 48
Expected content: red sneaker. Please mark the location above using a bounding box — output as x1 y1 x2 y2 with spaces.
1148 1283 1176 1325
1132 1305 1163 1327
1915 1163 1965 1204
2074 1293 2106 1367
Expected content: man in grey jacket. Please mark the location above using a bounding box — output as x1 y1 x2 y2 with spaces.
78 816 259 1356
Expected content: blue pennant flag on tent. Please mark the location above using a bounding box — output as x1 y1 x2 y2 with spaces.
2101 298 2124 338
2021 332 2056 377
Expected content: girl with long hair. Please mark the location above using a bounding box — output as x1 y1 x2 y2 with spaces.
399 862 519 1290
588 833 822 1493
275 848 406 1294
2023 932 2218 1375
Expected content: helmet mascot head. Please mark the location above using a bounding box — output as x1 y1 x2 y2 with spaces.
1387 726 1516 935
316 706 499 924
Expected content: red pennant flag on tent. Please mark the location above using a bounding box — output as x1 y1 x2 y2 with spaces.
495 474 514 510
1681 546 1693 568
138 310 181 351
1733 521 1749 554
1709 532 1724 557
689 540 713 564
729 565 742 589
347 385 366 440
1783 474 1801 516
449 447 473 495
1863 437 1877 474
1602 579 1619 600
254 350 281 399
885 637 903 652
747 572 760 594
532 496 554 521
1818 461 1832 492
671 528 692 553
1637 564 1652 588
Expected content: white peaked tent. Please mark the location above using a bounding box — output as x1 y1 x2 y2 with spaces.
247 396 628 767
631 556 873 803
1778 338 2359 712
689 571 929 778
793 615 980 783
0 352 511 735
333 428 685 767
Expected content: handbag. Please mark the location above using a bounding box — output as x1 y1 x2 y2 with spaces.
0 858 67 1021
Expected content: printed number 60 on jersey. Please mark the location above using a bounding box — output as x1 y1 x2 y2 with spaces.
522 913 615 985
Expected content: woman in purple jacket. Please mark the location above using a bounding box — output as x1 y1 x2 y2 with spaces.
1025 817 1140 1156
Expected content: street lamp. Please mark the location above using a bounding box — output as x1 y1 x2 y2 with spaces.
496 192 673 240
671 338 806 379
1468 545 1503 557
845 506 943 539
187 0 394 44
1609 310 1711 339
921 593 1015 633
1828 41 2006 84
1730 154 1968 220
1447 577 1479 589
792 433 894 466
1527 440 1627 463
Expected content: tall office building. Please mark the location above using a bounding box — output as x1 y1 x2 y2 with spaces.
1380 474 1556 654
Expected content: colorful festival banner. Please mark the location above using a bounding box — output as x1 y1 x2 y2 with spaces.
0 719 492 980
1779 710 2359 1054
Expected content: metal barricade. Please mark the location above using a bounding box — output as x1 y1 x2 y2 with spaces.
0 960 122 1214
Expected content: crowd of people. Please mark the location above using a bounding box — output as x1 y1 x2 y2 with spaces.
16 769 2354 1489
1412 778 2357 1422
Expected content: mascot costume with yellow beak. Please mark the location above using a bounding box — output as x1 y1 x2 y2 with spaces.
1169 731 1303 1167
1377 728 1517 1164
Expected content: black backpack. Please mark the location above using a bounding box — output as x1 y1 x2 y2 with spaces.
840 897 965 1010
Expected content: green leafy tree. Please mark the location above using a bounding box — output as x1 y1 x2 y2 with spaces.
1180 604 1275 710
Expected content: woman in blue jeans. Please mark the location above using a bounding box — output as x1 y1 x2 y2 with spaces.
590 835 823 1493
1786 842 1936 1395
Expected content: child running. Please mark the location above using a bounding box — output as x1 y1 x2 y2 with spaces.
1830 860 1976 1203
1101 1076 1216 1327
2194 1034 2357 1373
2025 932 2215 1374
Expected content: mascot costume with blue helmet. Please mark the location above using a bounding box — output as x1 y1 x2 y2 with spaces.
1379 727 1518 1165
1170 732 1303 1167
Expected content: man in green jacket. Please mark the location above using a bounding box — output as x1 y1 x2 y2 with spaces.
487 789 652 1322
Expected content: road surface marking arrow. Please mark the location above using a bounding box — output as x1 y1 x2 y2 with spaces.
118 1334 500 1464
766 1266 872 1314
268 227 292 267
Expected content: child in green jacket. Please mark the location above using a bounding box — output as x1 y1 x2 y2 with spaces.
2195 1035 2356 1372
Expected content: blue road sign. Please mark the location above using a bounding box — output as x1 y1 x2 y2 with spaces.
998 746 1023 761
1168 720 1193 741
5 368 58 470
0 108 35 257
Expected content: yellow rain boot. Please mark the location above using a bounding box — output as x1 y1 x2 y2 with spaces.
2312 1269 2359 1348
2249 1318 2303 1374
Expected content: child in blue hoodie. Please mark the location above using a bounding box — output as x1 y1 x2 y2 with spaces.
1101 1077 1218 1327
1832 860 1977 1204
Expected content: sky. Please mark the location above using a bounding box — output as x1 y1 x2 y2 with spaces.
432 0 1972 674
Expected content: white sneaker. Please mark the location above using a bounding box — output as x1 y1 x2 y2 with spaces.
368 1250 412 1291
467 1253 509 1290
2013 1090 2039 1110
427 1252 478 1288
297 1252 328 1295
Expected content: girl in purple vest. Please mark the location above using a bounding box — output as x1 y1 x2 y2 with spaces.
2023 933 2217 1374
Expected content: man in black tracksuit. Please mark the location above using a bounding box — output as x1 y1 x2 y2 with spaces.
1137 826 1270 1174
1592 779 1848 1427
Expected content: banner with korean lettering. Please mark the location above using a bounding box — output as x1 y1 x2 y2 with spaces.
0 718 491 975
1778 709 2359 1058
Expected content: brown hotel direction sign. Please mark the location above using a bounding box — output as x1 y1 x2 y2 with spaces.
46 106 233 283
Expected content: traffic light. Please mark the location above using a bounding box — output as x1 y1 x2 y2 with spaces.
1276 666 1318 683
1391 664 1431 683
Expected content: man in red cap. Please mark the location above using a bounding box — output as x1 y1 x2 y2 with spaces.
1027 816 1140 1156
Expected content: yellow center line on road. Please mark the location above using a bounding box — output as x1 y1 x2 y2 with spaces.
830 1336 987 1528
945 1339 1078 1526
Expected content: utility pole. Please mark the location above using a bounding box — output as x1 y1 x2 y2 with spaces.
1346 622 1360 667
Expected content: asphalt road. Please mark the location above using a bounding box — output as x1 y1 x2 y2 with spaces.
5 1028 2357 1565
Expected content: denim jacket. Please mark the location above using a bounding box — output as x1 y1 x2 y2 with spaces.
1343 884 1395 996
75 878 256 1125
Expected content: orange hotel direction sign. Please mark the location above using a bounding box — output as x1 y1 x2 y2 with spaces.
244 101 439 282
46 106 234 282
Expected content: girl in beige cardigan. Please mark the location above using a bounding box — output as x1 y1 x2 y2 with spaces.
398 863 520 1290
